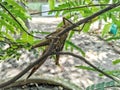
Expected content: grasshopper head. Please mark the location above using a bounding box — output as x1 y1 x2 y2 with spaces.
63 17 73 27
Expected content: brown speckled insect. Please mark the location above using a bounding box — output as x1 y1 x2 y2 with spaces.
27 18 73 79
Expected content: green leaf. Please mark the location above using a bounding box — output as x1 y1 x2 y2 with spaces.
27 34 34 44
7 0 25 11
99 70 120 76
102 23 111 37
106 36 120 41
83 22 91 33
16 17 28 31
55 11 60 17
95 82 105 90
90 84 95 90
2 32 15 41
75 65 96 71
21 31 35 45
65 40 85 57
86 81 115 90
64 41 69 50
112 59 120 65
68 31 74 40
105 80 115 87
48 0 55 10
0 12 18 33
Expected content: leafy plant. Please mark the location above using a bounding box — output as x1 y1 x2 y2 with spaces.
0 0 37 60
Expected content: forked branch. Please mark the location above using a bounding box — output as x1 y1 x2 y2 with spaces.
0 2 120 88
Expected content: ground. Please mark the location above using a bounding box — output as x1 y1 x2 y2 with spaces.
0 17 120 89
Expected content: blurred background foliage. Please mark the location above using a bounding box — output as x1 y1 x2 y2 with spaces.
0 0 32 60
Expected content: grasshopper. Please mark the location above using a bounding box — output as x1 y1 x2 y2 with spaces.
27 17 73 79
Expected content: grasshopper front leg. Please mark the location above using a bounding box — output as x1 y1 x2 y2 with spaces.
31 39 50 49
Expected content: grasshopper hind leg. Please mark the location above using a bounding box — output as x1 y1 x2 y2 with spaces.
55 54 64 71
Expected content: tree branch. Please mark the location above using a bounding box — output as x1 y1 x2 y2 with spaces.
30 4 112 15
0 2 120 88
57 2 120 36
55 52 120 82
0 49 50 88
0 37 57 88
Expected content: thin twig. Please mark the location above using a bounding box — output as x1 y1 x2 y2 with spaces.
55 52 120 82
30 4 112 15
57 2 120 36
